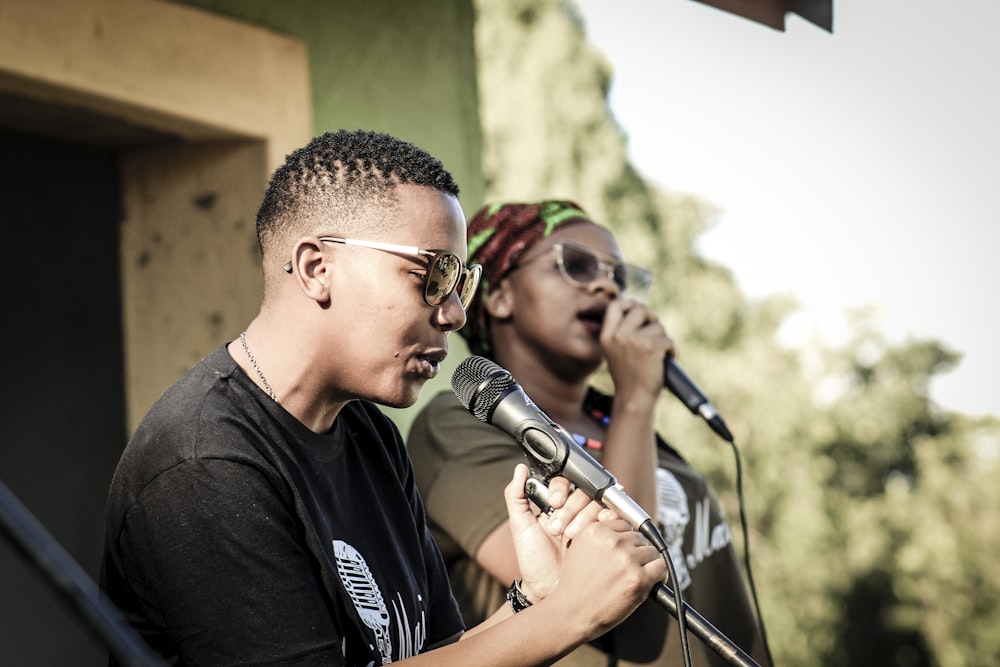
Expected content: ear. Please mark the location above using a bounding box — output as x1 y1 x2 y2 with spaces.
486 282 513 320
287 237 332 303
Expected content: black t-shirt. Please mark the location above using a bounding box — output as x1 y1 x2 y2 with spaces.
101 345 463 666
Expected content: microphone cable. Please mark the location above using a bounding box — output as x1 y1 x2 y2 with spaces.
725 436 775 667
670 359 773 666
640 517 695 667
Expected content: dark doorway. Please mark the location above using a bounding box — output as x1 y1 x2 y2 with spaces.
0 129 126 666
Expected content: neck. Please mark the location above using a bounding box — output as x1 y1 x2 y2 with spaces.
232 318 348 433
240 330 277 401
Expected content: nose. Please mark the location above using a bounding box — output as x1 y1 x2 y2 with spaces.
435 290 467 332
589 264 622 299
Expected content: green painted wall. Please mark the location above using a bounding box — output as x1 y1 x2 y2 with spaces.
178 0 486 217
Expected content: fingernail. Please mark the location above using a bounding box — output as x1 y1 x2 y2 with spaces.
547 517 564 534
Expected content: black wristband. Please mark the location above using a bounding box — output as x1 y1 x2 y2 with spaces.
506 579 533 613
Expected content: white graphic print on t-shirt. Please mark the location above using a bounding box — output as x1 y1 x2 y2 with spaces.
656 467 736 591
333 539 429 665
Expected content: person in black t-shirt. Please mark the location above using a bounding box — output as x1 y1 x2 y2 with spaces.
100 131 665 667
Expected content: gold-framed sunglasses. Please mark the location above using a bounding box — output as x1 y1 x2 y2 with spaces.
283 236 482 310
549 241 652 300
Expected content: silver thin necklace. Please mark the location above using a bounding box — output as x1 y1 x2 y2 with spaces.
240 331 277 401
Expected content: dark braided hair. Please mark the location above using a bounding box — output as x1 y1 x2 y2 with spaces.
461 200 591 357
256 129 460 256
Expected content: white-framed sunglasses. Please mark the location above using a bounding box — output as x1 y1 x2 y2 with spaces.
546 240 652 300
283 236 482 310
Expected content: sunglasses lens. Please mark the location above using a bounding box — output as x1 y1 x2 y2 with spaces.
627 266 653 298
559 243 652 300
425 254 482 310
560 245 601 285
613 265 629 291
614 264 652 296
425 254 458 306
458 264 482 310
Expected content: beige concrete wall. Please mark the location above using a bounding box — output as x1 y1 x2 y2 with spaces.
0 0 311 169
119 141 270 424
0 0 313 429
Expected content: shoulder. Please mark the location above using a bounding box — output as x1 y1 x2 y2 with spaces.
113 345 292 499
136 345 244 437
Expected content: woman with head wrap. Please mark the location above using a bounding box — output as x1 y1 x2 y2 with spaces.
407 200 771 667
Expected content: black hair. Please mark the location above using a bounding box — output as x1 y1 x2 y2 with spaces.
255 129 460 255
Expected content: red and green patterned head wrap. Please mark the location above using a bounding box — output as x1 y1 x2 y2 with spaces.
460 199 592 357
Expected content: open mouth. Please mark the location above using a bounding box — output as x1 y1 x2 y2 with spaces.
577 305 607 333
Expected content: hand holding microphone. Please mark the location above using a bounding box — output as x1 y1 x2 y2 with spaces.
453 356 671 641
501 461 663 625
451 356 760 667
602 299 734 443
600 298 673 402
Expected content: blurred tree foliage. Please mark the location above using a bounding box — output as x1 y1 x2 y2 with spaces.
473 1 1000 665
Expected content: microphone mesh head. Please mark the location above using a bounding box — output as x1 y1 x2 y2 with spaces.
451 356 516 422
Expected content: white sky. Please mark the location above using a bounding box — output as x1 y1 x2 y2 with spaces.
575 0 999 417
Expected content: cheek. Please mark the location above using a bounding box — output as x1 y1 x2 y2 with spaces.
341 298 424 352
337 271 407 320
517 276 571 314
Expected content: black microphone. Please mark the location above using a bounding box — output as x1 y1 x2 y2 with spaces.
451 355 653 531
663 357 734 443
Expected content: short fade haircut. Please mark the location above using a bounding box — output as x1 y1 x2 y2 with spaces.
255 129 460 257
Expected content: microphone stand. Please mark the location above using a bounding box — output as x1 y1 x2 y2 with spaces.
649 581 761 667
611 491 760 667
0 478 166 666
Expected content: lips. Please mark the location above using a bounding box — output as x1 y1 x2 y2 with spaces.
416 349 447 377
420 349 447 365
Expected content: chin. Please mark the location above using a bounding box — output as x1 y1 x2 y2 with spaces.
381 396 418 410
377 383 425 410
565 340 603 366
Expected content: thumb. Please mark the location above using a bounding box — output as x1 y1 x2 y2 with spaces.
504 463 536 535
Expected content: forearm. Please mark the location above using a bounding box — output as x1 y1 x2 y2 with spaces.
459 598 516 639
405 599 585 667
601 398 659 518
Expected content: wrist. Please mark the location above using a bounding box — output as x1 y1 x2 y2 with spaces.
610 390 658 415
506 579 534 613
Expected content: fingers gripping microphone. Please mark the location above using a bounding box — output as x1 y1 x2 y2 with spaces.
451 355 654 533
663 357 734 443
